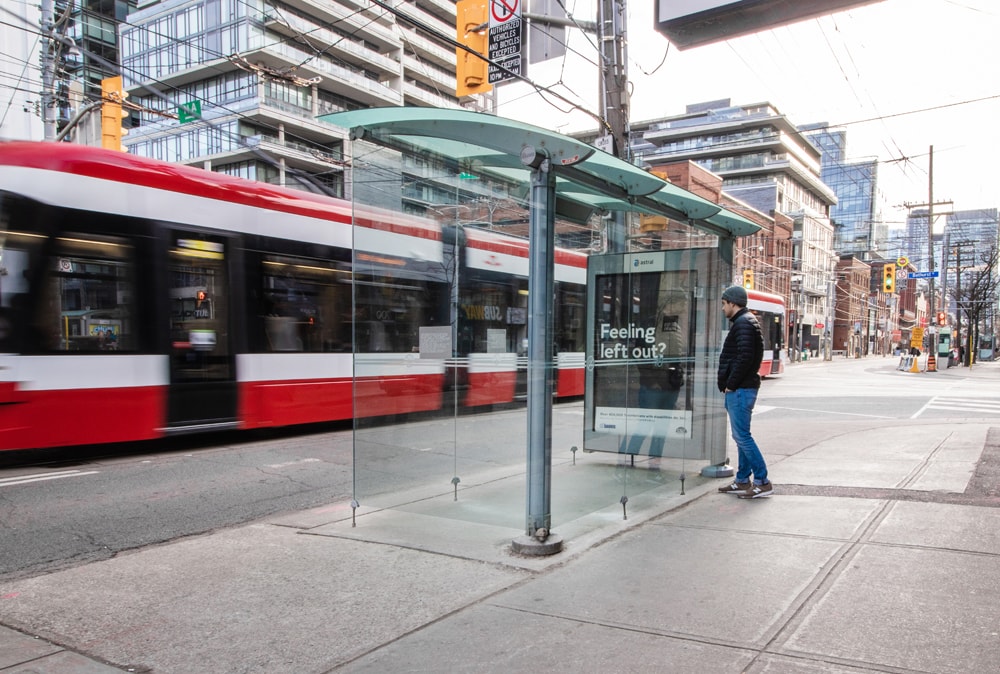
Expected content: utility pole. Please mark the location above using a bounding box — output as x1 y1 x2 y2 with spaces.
598 0 629 162
599 0 630 253
824 274 835 360
927 146 935 330
40 0 58 140
903 144 950 355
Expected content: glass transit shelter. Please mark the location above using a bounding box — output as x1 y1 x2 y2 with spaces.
322 108 758 549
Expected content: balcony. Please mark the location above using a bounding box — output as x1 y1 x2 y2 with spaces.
403 80 462 109
399 26 455 69
253 41 402 107
402 53 455 90
246 135 346 173
263 12 398 75
281 0 398 49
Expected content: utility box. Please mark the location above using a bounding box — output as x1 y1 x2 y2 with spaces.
937 327 952 358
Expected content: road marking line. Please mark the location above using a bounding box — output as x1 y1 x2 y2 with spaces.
931 399 1000 408
910 397 936 419
769 405 894 419
927 404 1000 413
264 458 321 469
0 470 100 487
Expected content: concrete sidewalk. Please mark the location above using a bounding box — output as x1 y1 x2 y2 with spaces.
3 361 999 673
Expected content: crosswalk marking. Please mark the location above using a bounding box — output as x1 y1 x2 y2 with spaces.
0 469 100 488
914 397 1000 418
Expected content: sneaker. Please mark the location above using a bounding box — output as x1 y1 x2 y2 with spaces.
718 481 751 494
738 482 774 499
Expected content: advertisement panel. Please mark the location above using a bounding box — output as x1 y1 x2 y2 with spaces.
584 250 729 468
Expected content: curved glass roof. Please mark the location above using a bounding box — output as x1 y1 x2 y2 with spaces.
320 107 760 238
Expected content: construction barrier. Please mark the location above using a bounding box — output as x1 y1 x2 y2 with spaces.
899 355 922 373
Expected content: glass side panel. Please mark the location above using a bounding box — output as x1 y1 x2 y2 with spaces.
349 142 731 537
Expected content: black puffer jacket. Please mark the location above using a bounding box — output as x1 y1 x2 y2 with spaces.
717 307 764 392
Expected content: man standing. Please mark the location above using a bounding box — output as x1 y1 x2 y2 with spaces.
716 285 773 498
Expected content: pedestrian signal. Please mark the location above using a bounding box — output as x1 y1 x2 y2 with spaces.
882 263 896 293
742 269 754 290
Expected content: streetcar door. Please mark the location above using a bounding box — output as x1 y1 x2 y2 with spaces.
165 233 237 430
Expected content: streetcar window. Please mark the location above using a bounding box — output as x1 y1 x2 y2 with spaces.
555 282 586 354
748 309 783 352
458 281 513 354
259 255 352 352
353 277 449 354
0 195 45 352
35 234 135 353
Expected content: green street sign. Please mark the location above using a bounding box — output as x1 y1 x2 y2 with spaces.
178 100 201 123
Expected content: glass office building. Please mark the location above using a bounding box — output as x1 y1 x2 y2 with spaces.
801 125 880 256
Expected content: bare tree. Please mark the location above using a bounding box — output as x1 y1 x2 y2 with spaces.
954 243 1000 365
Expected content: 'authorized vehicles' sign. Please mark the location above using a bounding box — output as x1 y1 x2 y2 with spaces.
488 0 521 84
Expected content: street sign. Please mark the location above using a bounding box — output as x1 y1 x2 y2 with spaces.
488 0 522 84
178 100 201 124
908 271 939 279
594 135 614 154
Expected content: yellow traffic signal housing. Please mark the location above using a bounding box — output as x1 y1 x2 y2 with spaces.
100 76 128 152
742 269 754 290
882 263 896 293
639 214 667 232
455 0 492 97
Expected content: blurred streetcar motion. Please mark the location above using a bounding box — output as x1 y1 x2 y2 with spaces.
0 142 585 451
746 289 786 377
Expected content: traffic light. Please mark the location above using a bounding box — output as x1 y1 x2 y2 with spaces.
100 76 128 152
937 311 947 326
882 263 896 293
455 0 492 97
742 269 754 290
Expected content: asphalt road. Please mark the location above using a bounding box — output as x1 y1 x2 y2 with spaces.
1 355 996 583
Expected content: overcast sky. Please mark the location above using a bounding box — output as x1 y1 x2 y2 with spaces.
496 0 1000 228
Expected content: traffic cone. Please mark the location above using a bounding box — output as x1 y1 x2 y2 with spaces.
909 356 921 373
927 353 937 372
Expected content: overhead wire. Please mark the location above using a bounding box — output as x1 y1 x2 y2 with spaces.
365 0 609 132
0 11 44 129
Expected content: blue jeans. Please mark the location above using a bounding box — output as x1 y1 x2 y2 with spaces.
724 388 768 484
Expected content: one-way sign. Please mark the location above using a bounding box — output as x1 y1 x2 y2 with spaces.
488 0 522 84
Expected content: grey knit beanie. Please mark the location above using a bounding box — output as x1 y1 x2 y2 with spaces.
722 285 748 307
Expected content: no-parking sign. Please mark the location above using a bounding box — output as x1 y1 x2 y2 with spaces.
488 0 522 84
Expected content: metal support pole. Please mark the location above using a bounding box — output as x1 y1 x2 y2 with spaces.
598 0 630 254
40 0 58 140
955 242 962 364
512 146 562 556
824 277 834 361
798 293 805 361
927 146 936 355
